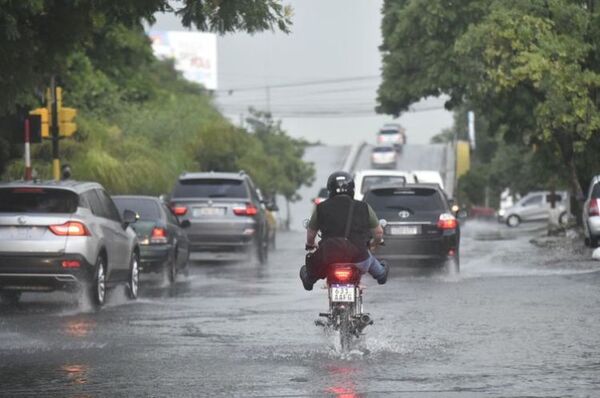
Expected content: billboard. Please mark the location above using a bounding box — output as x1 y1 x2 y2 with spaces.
148 31 218 90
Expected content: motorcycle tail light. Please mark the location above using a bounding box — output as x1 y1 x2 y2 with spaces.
333 267 354 282
171 205 187 216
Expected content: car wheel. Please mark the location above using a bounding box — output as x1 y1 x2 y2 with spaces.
443 256 460 275
167 247 177 284
591 235 599 248
256 236 268 264
506 215 521 227
0 291 21 305
90 256 107 307
127 252 139 300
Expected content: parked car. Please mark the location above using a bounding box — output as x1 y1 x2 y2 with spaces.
0 181 140 306
363 184 460 272
113 195 190 284
376 123 406 149
353 169 416 201
167 171 270 263
499 191 570 227
411 170 445 191
371 145 397 169
312 187 329 205
583 176 600 247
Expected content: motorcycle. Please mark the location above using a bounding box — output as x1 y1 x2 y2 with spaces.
315 262 373 352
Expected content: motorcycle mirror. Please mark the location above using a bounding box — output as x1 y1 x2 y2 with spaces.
379 219 387 228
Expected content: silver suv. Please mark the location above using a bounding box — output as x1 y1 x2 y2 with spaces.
0 180 140 306
168 171 269 263
583 175 600 247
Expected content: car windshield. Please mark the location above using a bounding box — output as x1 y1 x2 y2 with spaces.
173 178 247 199
113 198 160 221
365 188 443 212
0 188 79 213
361 176 407 194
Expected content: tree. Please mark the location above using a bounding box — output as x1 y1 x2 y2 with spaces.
378 0 600 202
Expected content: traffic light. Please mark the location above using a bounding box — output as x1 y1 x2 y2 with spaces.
29 108 49 138
58 107 77 137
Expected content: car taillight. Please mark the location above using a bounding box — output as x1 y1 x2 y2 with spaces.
437 213 457 230
233 203 258 216
49 222 90 236
377 135 384 143
333 267 354 282
150 227 168 244
62 260 81 268
589 199 599 216
171 205 187 216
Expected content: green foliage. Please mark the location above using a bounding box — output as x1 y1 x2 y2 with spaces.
379 0 600 204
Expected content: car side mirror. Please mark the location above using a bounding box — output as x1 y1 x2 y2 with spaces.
159 194 170 203
179 219 191 229
122 209 137 227
265 202 279 212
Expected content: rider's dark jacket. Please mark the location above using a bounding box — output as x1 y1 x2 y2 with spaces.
307 195 373 278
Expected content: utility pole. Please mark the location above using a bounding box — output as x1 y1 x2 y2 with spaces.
50 76 60 181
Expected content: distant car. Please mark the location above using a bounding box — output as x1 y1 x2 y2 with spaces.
312 187 329 205
168 171 270 263
411 170 445 191
363 184 460 272
583 176 600 247
499 191 569 227
113 196 190 284
376 123 406 149
0 181 140 306
353 169 416 201
371 145 397 169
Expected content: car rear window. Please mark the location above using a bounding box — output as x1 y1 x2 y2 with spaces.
113 198 160 221
365 188 444 212
592 183 600 198
379 130 399 135
0 188 79 213
373 146 394 153
361 176 407 194
173 178 247 199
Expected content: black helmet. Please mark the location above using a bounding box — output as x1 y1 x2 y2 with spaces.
327 171 355 198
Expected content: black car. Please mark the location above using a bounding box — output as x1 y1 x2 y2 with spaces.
113 195 190 283
363 184 460 273
167 171 270 263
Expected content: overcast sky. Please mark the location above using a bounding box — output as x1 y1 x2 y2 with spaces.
153 0 453 145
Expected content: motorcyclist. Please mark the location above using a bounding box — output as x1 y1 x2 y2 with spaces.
299 171 389 290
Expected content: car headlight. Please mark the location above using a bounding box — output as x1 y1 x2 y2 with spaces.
498 209 505 217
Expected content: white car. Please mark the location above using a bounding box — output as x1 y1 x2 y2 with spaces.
377 124 406 149
353 169 416 201
371 145 397 169
411 170 445 191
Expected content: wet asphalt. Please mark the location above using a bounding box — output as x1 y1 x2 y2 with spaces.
1 146 599 397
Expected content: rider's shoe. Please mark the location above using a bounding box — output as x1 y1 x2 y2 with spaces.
299 265 314 291
377 260 389 285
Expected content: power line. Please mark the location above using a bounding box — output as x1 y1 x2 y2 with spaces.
217 75 380 93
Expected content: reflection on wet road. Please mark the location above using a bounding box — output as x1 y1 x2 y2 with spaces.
1 220 600 397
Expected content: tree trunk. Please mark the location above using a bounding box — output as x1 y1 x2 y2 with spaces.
557 136 584 225
285 197 291 231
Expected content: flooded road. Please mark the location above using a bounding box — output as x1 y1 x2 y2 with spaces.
1 220 599 397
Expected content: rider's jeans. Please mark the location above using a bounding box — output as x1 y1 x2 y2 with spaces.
354 251 386 281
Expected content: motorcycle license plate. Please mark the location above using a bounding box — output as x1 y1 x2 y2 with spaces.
331 284 355 302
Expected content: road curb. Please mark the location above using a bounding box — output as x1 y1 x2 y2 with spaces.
342 141 367 173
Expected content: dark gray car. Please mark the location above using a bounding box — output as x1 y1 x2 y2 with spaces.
113 195 190 283
167 171 269 263
0 180 140 306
